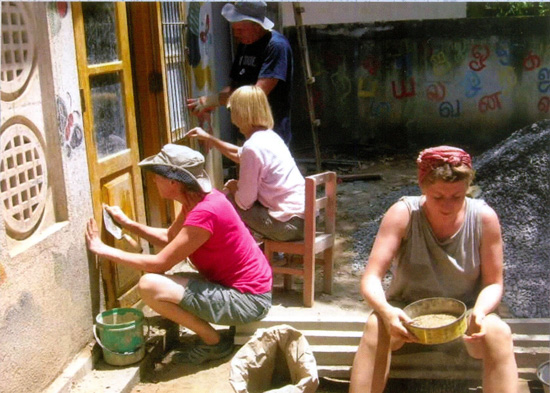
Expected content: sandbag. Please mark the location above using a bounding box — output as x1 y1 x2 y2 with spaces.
229 324 319 393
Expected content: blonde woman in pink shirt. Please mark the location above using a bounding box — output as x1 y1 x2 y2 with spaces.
186 85 305 242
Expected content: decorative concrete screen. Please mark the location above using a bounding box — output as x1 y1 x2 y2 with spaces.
1 2 67 249
1 2 35 102
0 123 47 239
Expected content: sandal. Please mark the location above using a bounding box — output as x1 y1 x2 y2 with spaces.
173 337 234 365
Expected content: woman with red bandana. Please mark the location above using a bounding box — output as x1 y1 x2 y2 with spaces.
349 146 518 393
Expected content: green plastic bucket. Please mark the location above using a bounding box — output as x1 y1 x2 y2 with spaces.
94 308 149 366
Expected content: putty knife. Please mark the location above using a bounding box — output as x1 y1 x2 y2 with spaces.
103 207 142 252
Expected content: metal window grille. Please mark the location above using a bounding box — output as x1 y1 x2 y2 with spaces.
160 3 190 143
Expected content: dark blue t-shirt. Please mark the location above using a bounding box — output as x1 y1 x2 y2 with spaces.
230 30 293 144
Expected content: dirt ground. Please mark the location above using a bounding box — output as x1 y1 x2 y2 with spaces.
130 155 419 393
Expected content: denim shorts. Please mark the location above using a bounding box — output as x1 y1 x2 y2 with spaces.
179 278 272 326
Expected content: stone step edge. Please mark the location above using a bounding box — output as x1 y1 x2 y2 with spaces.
236 318 550 333
316 365 539 380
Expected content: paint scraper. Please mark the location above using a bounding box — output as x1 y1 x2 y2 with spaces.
103 206 143 252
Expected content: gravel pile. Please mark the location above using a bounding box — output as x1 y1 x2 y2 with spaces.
475 120 550 318
351 121 550 318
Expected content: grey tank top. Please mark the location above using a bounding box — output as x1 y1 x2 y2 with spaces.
386 196 485 306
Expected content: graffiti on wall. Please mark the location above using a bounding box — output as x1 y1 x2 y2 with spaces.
47 2 68 36
56 93 83 157
291 18 550 150
351 37 550 124
187 2 214 91
187 2 215 150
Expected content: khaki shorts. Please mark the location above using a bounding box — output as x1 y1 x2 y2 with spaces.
179 278 272 326
227 194 304 242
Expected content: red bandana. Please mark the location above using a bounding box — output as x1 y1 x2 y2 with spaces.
417 146 472 183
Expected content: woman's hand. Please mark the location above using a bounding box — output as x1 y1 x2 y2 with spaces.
381 306 419 343
223 179 238 196
185 127 214 151
186 95 218 116
463 309 486 343
86 218 108 256
104 204 132 228
185 127 212 142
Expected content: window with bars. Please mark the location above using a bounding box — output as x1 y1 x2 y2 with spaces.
160 3 191 143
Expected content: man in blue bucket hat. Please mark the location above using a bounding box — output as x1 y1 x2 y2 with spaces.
187 1 294 145
86 144 272 365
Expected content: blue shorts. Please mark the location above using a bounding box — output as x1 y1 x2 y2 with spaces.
179 278 272 326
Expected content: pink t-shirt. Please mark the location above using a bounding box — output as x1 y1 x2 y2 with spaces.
184 189 272 294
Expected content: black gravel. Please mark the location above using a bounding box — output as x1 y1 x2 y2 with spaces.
351 120 550 318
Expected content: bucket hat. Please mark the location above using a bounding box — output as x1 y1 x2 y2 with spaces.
139 144 212 193
221 1 274 31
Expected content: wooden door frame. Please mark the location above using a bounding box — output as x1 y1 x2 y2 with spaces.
73 2 146 308
127 2 173 234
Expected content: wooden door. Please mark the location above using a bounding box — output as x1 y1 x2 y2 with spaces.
73 2 146 309
127 2 184 235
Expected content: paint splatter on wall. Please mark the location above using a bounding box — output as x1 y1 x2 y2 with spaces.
56 93 83 157
186 2 217 153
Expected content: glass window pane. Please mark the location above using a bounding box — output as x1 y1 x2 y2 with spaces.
82 2 118 65
90 73 126 158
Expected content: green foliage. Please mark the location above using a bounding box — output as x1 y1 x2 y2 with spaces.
467 2 550 18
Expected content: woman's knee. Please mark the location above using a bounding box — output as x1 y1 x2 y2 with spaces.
466 314 514 360
362 313 390 349
138 273 164 298
484 315 514 346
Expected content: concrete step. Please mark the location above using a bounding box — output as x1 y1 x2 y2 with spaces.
311 344 358 366
505 318 550 335
236 318 550 342
236 318 550 384
235 328 363 345
513 334 550 348
317 364 539 381
235 318 365 336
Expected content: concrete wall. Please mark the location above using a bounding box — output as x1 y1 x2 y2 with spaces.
0 4 94 392
280 2 467 27
287 16 550 154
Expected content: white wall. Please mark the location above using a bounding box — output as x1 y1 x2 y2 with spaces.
281 2 467 26
0 3 94 392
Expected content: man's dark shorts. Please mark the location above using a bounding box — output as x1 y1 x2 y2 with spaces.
179 278 272 326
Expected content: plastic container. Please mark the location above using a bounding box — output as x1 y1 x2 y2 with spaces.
538 360 550 393
93 308 149 366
